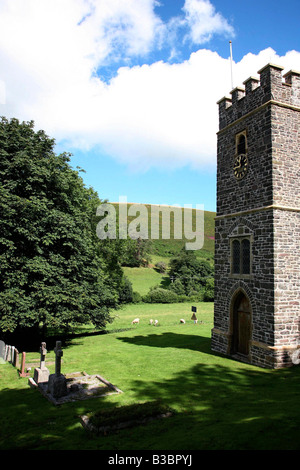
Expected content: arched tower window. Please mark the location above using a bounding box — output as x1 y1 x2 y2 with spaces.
237 134 246 155
229 224 253 278
236 131 247 155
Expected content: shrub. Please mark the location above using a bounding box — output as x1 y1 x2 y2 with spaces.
118 276 133 304
132 291 142 303
143 287 178 304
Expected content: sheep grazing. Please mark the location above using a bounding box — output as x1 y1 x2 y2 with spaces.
149 319 154 325
131 318 140 324
180 319 186 324
154 320 158 326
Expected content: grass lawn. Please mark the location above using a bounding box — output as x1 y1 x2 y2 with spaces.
122 266 168 296
1 301 300 450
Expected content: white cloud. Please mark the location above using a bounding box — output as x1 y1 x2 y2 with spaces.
0 1 300 173
0 80 5 105
80 0 166 62
182 0 234 44
76 50 230 171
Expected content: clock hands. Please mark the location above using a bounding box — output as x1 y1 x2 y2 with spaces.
234 154 248 179
234 155 242 170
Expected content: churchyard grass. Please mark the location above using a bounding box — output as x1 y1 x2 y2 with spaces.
1 301 300 450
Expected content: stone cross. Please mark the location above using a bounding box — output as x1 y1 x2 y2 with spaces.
39 342 47 369
33 342 49 385
54 341 63 377
47 340 67 399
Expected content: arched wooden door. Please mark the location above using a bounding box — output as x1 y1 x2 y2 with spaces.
232 292 251 356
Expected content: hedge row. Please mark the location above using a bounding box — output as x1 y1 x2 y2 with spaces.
132 283 214 304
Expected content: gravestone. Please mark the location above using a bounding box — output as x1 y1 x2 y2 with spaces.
10 346 15 364
0 340 5 364
191 306 198 323
5 345 11 362
13 348 20 368
47 341 67 399
19 352 30 377
33 342 50 385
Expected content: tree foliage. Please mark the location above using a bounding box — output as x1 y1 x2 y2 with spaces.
0 117 121 336
168 248 214 300
120 237 152 267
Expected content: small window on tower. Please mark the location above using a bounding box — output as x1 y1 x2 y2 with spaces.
237 134 246 155
230 236 252 277
236 131 247 155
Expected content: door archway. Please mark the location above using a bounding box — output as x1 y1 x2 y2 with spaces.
231 291 252 356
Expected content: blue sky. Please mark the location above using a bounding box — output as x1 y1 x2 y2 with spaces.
1 0 300 212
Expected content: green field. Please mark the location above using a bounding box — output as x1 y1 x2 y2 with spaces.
1 302 300 451
123 265 169 295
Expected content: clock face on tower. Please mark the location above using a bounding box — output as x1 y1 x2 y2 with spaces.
234 153 248 180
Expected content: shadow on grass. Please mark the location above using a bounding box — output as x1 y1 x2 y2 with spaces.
4 328 110 353
126 362 300 450
0 375 122 450
117 332 212 354
114 332 300 449
1 360 300 450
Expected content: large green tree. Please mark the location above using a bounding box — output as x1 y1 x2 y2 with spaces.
0 117 120 337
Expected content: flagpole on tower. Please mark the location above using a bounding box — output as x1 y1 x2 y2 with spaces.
229 40 234 90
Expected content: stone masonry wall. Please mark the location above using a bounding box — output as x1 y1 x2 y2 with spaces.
216 105 273 216
272 104 300 208
213 210 276 368
274 210 300 347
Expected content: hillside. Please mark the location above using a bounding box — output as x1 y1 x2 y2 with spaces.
112 203 215 261
111 203 216 296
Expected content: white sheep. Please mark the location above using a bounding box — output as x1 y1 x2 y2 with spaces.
180 319 186 324
131 318 140 324
149 319 153 325
154 319 158 326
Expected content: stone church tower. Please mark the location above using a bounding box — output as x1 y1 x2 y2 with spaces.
211 63 300 368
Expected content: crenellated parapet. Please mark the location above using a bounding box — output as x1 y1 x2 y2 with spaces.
217 63 300 130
